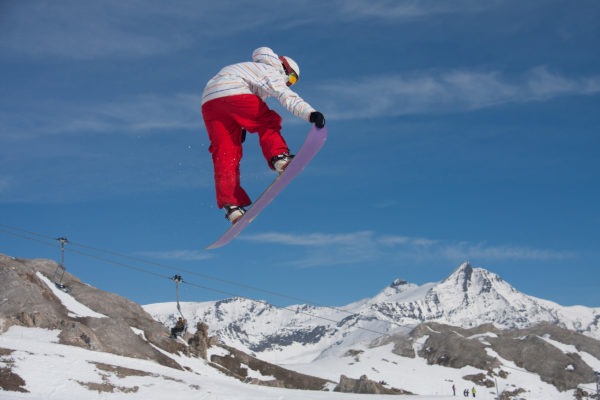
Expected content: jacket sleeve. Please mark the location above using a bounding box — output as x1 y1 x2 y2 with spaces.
264 71 316 122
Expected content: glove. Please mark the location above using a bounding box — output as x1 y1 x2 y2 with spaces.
309 111 326 128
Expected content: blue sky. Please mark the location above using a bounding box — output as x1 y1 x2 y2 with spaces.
1 0 599 311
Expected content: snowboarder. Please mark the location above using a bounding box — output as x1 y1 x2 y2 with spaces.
170 317 186 338
452 384 456 396
201 47 326 223
472 387 476 398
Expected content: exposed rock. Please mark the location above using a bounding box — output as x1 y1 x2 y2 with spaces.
407 321 600 392
499 387 527 400
0 366 29 393
0 255 182 370
343 349 364 362
210 344 334 390
188 322 212 359
412 323 500 371
490 330 596 391
0 348 28 393
334 374 412 395
463 373 495 388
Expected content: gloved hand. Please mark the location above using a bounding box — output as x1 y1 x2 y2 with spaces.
309 111 326 128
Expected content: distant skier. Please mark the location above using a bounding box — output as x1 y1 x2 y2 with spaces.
472 387 476 398
201 47 326 223
452 384 456 396
170 317 186 338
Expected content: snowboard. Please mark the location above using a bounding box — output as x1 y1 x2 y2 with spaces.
205 124 327 249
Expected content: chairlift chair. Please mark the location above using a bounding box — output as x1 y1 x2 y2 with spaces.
171 275 188 337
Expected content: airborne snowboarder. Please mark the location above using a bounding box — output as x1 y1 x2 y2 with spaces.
201 47 326 224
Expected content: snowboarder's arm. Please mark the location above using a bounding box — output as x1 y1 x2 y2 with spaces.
266 74 316 121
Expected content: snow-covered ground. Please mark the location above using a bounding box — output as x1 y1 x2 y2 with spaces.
0 325 455 400
2 324 597 399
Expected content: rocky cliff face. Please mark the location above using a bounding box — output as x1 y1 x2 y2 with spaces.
378 321 600 392
0 255 182 369
0 254 339 393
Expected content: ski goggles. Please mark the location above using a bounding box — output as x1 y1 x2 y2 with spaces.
280 57 299 87
287 72 298 87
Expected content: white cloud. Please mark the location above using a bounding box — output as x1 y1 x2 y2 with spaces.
243 231 376 246
65 94 206 134
0 0 502 60
241 230 574 267
318 67 600 119
0 93 206 140
242 231 382 268
0 1 192 59
6 68 596 140
337 0 498 20
438 241 574 261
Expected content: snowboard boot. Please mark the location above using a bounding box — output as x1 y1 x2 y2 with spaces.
270 152 295 173
224 205 246 224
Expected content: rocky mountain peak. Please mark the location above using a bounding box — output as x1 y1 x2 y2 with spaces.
441 261 473 291
390 278 408 288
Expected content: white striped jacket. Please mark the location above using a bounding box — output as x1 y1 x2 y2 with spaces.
202 47 315 122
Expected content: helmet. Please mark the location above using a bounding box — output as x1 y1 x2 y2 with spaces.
279 56 300 86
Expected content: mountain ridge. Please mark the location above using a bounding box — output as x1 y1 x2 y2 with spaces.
145 262 600 363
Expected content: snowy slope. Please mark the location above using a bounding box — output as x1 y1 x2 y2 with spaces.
1 325 456 400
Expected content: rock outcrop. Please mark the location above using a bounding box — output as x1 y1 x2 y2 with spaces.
380 321 600 392
0 254 337 393
334 374 413 395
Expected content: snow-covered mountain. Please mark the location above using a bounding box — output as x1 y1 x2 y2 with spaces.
144 262 600 364
3 254 600 399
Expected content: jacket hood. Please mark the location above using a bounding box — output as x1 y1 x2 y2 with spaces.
252 47 284 71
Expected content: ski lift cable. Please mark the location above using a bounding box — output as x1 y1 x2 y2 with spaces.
0 227 62 251
66 249 391 336
0 223 452 332
0 223 371 319
69 240 357 316
0 225 393 337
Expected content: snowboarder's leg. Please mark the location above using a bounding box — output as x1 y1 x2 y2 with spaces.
202 100 252 209
231 95 290 169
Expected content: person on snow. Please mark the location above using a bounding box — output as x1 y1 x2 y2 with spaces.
170 317 186 338
201 47 326 223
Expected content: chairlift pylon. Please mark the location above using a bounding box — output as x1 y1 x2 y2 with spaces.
52 237 71 293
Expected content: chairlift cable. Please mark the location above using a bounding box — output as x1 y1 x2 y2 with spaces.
0 223 381 321
0 225 393 337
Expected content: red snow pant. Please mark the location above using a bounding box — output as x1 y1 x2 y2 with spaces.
202 94 289 209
